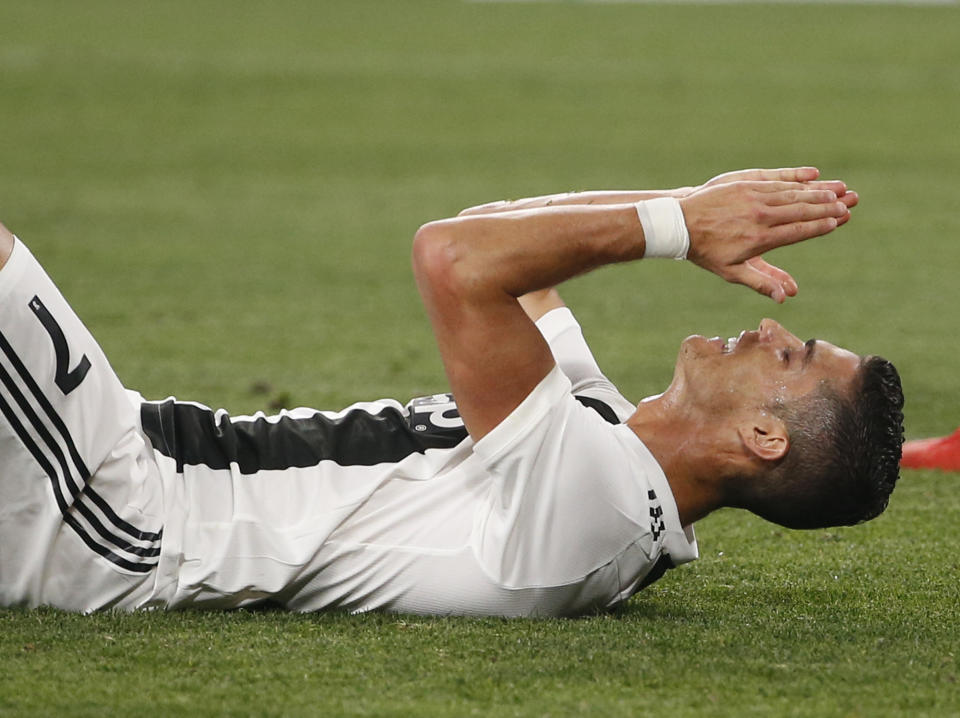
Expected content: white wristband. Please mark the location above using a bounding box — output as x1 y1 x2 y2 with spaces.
635 197 690 260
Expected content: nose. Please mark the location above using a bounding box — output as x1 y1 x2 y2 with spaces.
758 318 782 340
758 318 802 347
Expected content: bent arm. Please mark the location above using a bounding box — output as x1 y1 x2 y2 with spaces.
413 174 853 441
413 204 643 440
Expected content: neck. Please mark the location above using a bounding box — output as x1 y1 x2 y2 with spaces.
626 393 728 527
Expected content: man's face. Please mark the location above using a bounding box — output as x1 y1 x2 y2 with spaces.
670 319 862 417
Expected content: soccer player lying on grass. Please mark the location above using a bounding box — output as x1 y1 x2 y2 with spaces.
0 167 903 616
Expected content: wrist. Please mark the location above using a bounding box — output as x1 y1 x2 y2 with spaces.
635 197 690 259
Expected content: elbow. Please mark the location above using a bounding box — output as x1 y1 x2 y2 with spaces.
412 220 463 294
411 220 446 269
412 217 493 304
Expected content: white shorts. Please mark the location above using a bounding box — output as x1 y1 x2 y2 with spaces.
0 239 164 611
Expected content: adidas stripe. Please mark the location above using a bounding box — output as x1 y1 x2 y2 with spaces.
0 330 161 573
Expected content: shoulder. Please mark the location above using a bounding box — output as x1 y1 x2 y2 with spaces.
472 365 573 466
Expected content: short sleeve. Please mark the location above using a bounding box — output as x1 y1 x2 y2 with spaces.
471 367 661 588
535 307 635 422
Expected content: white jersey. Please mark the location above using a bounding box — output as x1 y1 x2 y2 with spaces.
0 239 697 616
0 240 164 610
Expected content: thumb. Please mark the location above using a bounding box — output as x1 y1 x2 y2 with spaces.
746 257 798 297
723 262 790 303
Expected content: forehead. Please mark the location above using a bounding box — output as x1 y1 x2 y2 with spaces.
813 339 860 370
803 339 862 393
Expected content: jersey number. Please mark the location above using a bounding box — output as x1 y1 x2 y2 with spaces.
406 393 467 442
29 295 91 395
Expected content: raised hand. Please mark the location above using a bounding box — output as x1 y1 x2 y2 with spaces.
698 167 857 225
679 180 855 302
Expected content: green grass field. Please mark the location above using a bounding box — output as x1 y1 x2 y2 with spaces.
1 1 959 715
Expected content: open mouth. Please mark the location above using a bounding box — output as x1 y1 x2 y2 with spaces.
694 331 747 355
720 329 758 353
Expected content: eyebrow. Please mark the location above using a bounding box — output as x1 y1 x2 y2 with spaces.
802 338 817 367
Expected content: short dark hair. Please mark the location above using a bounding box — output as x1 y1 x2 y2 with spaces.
730 355 904 530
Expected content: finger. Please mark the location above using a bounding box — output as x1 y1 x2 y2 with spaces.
741 175 849 196
834 191 858 227
748 181 849 202
746 257 798 297
749 180 820 193
724 261 794 303
760 216 840 251
765 200 848 225
733 167 821 183
763 188 840 206
803 179 848 196
745 260 796 302
764 167 820 183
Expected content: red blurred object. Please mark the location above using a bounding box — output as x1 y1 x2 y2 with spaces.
901 428 960 471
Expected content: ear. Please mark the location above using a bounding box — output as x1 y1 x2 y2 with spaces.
737 413 789 462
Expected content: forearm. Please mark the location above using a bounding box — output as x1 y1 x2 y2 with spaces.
418 175 852 310
457 167 848 219
458 188 693 217
414 204 645 302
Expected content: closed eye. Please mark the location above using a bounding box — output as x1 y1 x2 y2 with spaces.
781 348 792 364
